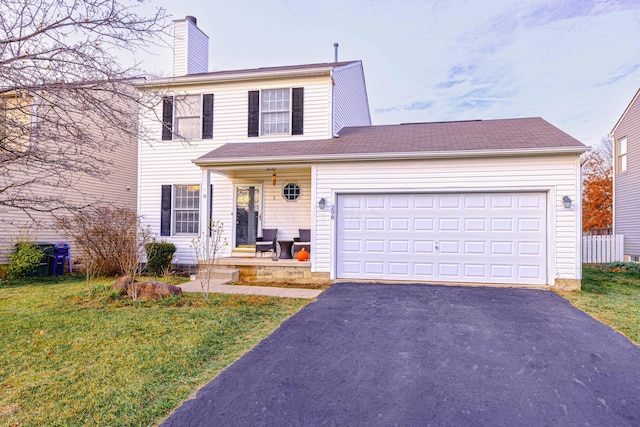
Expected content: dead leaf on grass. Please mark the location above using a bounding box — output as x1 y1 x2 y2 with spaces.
0 404 21 418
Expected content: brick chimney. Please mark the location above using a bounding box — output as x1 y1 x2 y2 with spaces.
173 16 209 76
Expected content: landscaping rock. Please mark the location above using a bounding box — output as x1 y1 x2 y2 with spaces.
111 276 182 299
135 281 183 299
112 275 135 294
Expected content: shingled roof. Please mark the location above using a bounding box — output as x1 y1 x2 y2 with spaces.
194 117 587 166
139 61 360 87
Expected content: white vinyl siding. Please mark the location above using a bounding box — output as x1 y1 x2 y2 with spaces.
140 76 332 143
613 91 640 256
138 74 332 263
313 154 582 285
332 62 371 134
223 168 312 241
173 18 208 76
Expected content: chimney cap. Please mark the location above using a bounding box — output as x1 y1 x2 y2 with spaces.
185 15 197 25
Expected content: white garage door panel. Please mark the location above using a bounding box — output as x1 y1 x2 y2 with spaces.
336 193 547 285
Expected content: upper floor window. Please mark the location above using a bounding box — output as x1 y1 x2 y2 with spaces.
162 94 213 141
0 95 32 150
175 95 201 139
248 87 303 137
618 137 628 173
262 89 290 135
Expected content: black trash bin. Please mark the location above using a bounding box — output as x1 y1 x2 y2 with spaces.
16 242 55 277
51 242 71 275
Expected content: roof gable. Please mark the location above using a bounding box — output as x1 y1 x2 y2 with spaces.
612 88 640 135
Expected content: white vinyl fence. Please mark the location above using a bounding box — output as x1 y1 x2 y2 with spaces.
582 234 624 263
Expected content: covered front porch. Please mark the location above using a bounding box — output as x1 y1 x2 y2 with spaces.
198 163 329 285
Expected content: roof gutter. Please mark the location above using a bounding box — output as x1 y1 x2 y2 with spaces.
193 146 589 167
137 66 337 89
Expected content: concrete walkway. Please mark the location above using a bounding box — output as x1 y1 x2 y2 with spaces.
178 279 323 299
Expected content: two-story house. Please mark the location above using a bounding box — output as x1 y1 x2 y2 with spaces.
0 84 138 264
136 16 370 264
140 16 587 289
611 88 640 261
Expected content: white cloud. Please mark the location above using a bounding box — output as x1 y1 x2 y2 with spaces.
134 0 640 146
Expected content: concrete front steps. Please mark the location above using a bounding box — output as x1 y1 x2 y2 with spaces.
197 267 240 283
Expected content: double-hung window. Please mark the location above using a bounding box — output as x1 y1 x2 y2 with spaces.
247 87 303 137
261 89 290 135
162 94 213 140
618 137 628 173
175 95 201 140
160 184 202 236
173 185 200 234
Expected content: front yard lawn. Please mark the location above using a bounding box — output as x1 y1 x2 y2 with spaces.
562 266 640 345
0 276 309 426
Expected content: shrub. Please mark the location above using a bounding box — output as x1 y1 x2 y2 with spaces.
55 206 151 277
6 241 45 281
145 241 176 276
606 261 640 272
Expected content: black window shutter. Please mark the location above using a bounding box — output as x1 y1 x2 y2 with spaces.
292 87 304 135
161 185 172 236
247 90 259 137
202 94 214 139
161 97 173 141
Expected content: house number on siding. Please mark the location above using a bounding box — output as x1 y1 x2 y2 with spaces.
331 206 335 220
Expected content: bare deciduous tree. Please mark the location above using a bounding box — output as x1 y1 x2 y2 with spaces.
0 0 170 219
191 221 229 302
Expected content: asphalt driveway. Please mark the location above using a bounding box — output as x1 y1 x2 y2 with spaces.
162 283 640 426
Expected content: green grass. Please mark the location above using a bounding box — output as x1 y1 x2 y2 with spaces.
0 275 309 426
562 266 640 344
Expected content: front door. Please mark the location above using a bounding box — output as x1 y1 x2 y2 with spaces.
235 185 262 248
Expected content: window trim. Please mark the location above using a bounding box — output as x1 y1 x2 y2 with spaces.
618 136 628 173
172 184 200 235
247 87 303 137
282 182 301 202
174 94 202 140
260 88 291 136
162 93 214 141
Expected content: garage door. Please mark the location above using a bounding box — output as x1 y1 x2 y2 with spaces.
336 193 547 285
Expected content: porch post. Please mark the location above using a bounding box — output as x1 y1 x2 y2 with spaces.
200 168 211 257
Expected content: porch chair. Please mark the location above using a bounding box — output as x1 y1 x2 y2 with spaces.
255 228 278 257
293 229 311 256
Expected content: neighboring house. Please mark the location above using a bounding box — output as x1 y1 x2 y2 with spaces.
611 88 640 261
0 86 138 263
139 16 587 290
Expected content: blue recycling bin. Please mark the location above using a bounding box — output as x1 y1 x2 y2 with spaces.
51 242 72 275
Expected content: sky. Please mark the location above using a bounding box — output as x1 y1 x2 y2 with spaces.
135 0 640 147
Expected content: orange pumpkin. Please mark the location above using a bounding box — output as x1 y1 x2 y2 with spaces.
296 248 309 261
